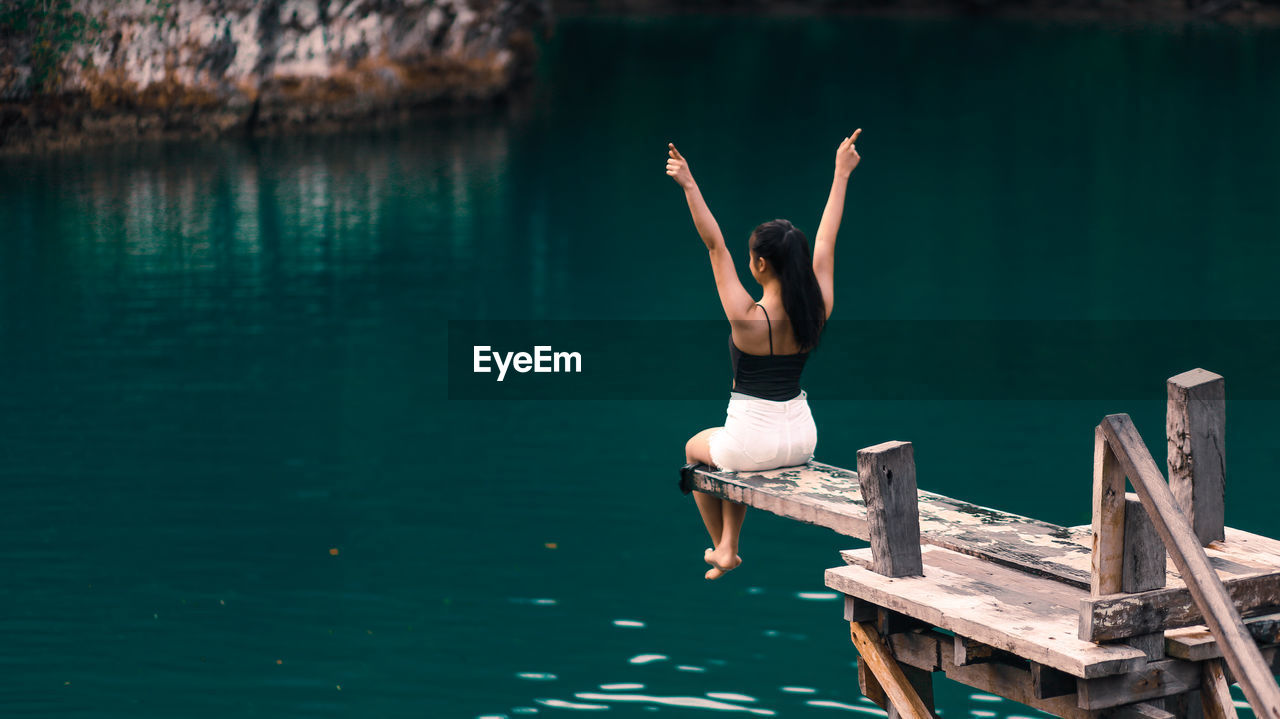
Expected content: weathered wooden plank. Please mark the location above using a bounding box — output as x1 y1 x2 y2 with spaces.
691 461 871 534
1033 661 1077 699
1079 572 1280 642
858 441 924 578
1165 613 1280 661
829 545 1147 678
1094 425 1128 596
697 461 1098 587
850 621 934 719
1099 414 1280 719
1199 659 1239 719
1167 369 1226 547
1078 524 1280 585
1076 658 1201 710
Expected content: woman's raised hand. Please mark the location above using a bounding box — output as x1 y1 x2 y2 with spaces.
666 143 695 189
835 128 862 178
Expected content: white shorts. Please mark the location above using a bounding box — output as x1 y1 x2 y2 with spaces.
708 390 817 472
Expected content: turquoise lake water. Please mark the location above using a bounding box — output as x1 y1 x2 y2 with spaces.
2 13 1279 718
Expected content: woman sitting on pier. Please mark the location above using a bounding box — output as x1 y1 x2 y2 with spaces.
667 130 861 579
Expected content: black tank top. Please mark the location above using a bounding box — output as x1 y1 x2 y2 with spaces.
729 304 809 401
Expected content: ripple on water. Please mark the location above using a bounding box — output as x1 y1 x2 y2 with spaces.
969 694 1003 703
612 619 645 628
515 673 557 681
970 711 997 717
628 654 667 664
676 665 706 672
707 692 756 702
796 591 839 600
536 698 609 710
780 686 817 694
511 709 539 715
806 699 889 716
575 692 775 715
600 683 644 691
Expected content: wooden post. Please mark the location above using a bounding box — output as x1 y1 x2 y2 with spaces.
1122 494 1166 594
1200 659 1240 719
890 665 936 719
857 441 923 578
1099 414 1280 719
859 657 889 709
1031 662 1076 700
1093 425 1127 596
954 636 996 666
858 656 937 719
1123 493 1169 661
1091 427 1168 660
850 621 934 719
1167 369 1226 547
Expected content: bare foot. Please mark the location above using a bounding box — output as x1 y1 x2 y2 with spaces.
703 548 742 580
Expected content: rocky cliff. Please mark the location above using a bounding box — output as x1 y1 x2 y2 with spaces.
0 0 548 153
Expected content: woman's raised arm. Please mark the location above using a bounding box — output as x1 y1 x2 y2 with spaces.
812 128 861 318
666 143 756 323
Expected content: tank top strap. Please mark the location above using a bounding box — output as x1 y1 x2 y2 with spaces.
755 303 773 355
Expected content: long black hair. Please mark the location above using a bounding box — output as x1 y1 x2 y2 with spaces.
749 219 826 351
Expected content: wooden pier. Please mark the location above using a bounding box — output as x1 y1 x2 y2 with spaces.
690 369 1280 719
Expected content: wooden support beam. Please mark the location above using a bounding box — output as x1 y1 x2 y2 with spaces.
1079 572 1280 642
1033 661 1078 699
879 607 930 637
940 644 1098 719
1166 613 1280 661
1099 414 1280 719
954 636 998 666
1167 369 1226 547
1199 659 1239 719
887 630 945 672
1110 703 1178 719
845 595 878 623
857 441 924 578
849 621 934 719
1076 658 1202 710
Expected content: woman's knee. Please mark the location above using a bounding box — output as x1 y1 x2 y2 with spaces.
685 427 720 464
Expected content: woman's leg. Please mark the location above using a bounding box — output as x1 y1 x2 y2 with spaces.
687 427 745 580
706 501 746 578
686 428 724 547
